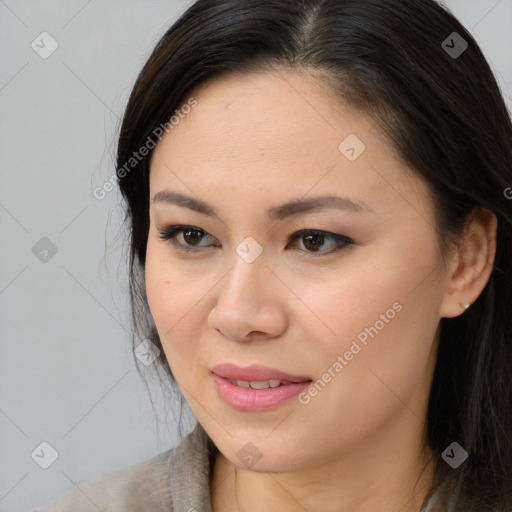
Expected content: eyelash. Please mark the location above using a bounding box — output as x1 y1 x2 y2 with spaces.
158 225 354 256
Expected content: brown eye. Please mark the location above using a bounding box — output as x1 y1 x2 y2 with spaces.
159 225 218 252
287 230 353 255
180 228 206 246
301 233 327 252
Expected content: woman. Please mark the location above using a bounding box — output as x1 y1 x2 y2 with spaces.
37 0 512 510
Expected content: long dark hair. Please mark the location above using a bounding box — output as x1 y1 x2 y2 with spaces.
115 0 512 508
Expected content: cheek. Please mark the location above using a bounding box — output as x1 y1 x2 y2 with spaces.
144 241 195 361
301 235 440 367
297 261 405 354
145 247 173 329
145 234 196 320
301 256 442 427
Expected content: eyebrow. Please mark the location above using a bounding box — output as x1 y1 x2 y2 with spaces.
152 190 374 220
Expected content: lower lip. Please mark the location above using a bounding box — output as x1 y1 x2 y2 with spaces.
212 373 311 412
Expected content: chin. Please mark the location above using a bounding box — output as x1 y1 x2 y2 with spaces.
215 435 307 474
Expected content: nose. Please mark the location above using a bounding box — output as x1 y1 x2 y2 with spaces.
207 251 288 343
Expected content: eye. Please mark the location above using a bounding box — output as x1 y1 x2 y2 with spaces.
287 229 353 255
158 225 218 253
158 225 354 255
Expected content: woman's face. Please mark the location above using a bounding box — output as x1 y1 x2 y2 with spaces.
145 70 448 472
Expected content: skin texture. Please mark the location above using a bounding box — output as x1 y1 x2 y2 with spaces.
145 70 497 512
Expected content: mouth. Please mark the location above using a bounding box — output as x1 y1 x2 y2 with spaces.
223 378 296 389
210 363 313 412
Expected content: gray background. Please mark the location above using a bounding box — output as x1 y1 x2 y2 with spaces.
0 1 511 510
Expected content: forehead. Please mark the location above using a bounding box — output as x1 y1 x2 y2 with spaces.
154 71 367 168
149 70 431 222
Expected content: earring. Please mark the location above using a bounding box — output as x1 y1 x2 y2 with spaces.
460 302 471 310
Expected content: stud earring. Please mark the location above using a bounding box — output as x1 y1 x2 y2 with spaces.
460 302 471 310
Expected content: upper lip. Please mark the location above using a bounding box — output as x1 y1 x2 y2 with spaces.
211 363 312 383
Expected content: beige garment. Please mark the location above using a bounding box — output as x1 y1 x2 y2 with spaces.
35 422 217 512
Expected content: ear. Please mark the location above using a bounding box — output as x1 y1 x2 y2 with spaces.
439 206 497 319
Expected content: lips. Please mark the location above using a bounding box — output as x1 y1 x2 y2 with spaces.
210 363 312 384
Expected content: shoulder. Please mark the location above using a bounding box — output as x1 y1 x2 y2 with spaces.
35 449 173 512
34 423 217 512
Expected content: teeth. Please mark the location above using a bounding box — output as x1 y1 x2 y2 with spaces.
250 380 275 389
230 379 283 389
